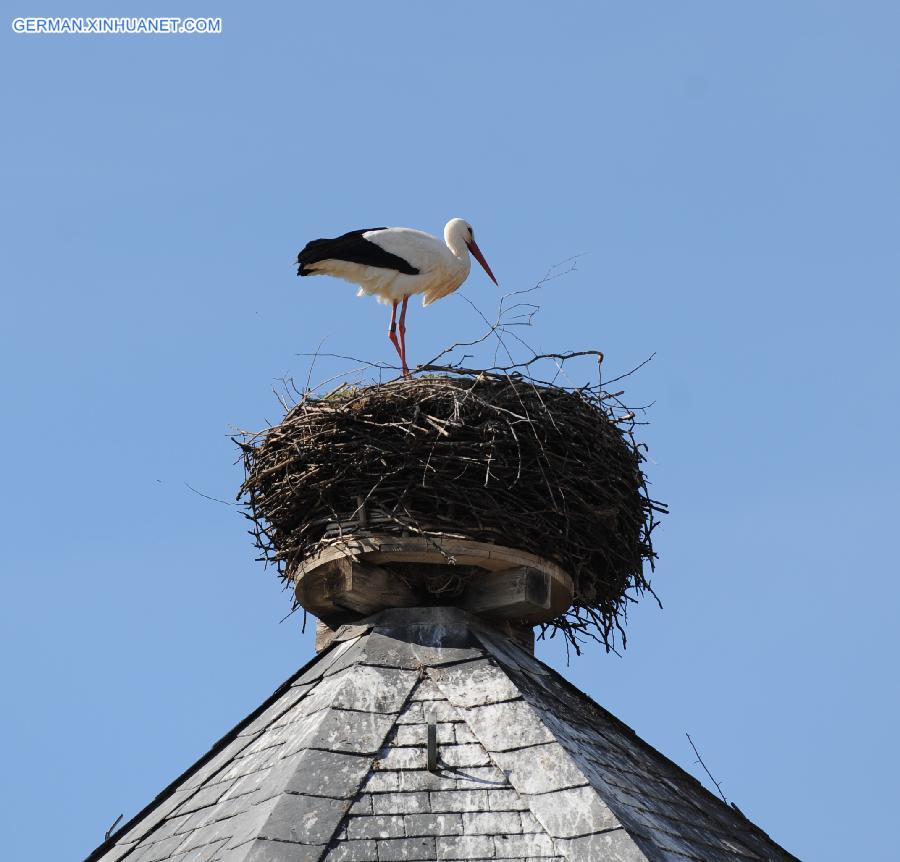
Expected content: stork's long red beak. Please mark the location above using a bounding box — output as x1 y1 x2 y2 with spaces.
467 240 499 286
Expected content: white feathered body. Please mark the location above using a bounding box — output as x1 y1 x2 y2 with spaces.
299 224 473 306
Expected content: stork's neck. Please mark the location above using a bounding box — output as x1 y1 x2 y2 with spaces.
443 225 472 269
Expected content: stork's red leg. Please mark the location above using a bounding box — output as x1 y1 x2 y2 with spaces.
398 295 410 378
387 301 403 368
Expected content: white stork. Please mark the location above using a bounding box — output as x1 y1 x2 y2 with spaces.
297 218 498 377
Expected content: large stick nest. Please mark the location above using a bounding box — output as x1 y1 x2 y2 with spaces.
238 367 665 651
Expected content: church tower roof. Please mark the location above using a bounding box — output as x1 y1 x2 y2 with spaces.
86 607 797 862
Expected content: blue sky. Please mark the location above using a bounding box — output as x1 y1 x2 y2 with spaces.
2 3 898 860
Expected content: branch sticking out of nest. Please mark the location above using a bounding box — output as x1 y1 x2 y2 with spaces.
237 355 666 654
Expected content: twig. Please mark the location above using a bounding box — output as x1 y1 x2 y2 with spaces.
184 482 234 507
686 732 728 803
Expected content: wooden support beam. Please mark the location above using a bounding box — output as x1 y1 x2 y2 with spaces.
488 619 535 652
315 619 337 653
296 535 572 581
294 535 575 632
314 615 360 653
296 558 420 618
461 566 573 623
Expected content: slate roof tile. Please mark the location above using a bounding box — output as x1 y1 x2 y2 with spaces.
377 835 436 860
239 838 325 862
345 814 406 840
437 742 492 768
435 833 494 859
458 699 557 751
323 839 377 861
396 768 460 792
490 742 589 794
429 658 522 707
524 785 620 838
429 788 492 813
403 812 464 837
493 832 560 858
461 810 522 834
370 791 430 814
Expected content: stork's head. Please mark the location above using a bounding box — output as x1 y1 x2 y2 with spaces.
445 218 499 286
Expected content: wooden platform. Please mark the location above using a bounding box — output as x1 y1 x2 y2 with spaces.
294 534 574 627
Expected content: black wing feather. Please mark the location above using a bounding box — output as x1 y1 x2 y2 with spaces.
297 228 420 276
